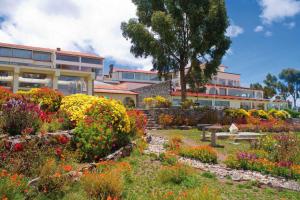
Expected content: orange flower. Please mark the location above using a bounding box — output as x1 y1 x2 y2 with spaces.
53 172 61 178
63 165 73 172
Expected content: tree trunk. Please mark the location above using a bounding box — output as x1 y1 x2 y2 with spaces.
180 65 186 102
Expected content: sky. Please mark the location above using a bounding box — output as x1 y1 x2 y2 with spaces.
0 0 299 87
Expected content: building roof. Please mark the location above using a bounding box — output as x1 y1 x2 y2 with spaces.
0 42 104 59
171 91 273 102
113 68 158 74
94 88 138 95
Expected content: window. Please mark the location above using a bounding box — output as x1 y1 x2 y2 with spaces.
33 51 51 62
150 74 159 81
0 71 9 77
241 102 252 110
215 101 230 107
218 78 226 85
0 47 12 57
228 80 234 86
219 88 227 95
172 99 181 106
56 64 79 71
56 54 79 62
208 87 218 95
12 49 32 59
81 57 102 64
21 73 47 79
58 76 86 95
196 100 213 107
122 72 134 79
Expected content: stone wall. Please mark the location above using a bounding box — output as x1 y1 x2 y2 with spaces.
147 108 223 126
133 81 172 107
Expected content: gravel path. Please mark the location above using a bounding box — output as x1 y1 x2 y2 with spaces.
144 134 300 192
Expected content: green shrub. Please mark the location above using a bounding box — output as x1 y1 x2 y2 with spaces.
73 98 130 161
159 153 178 166
284 108 300 118
158 164 195 185
181 99 194 109
179 146 218 164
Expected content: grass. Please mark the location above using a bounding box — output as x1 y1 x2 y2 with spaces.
120 151 300 200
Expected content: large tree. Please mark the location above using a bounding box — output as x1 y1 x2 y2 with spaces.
121 0 231 101
279 68 300 109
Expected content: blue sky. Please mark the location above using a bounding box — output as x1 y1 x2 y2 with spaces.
223 0 300 86
0 0 299 87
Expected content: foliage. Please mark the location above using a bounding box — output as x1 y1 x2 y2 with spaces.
159 153 178 166
73 98 130 161
127 110 147 137
80 161 129 200
268 109 290 120
1 99 42 136
158 164 196 185
0 170 28 200
179 146 218 164
143 96 171 108
121 0 231 101
0 86 13 105
167 136 183 151
17 88 63 112
181 99 194 109
225 108 249 119
158 114 174 128
249 109 269 120
284 108 300 118
60 94 99 124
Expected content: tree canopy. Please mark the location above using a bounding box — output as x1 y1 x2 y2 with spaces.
121 0 231 101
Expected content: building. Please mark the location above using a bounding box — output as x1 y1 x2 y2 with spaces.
94 66 162 106
135 65 288 109
0 42 104 95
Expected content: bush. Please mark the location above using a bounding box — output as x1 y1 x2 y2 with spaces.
0 86 13 105
17 88 63 112
158 164 195 185
143 96 171 108
158 114 174 128
249 109 269 120
167 136 183 151
1 99 42 136
73 98 130 161
284 108 300 118
127 110 147 137
159 153 178 166
60 94 99 124
181 99 194 109
0 170 28 200
268 109 290 120
81 168 124 199
179 146 218 164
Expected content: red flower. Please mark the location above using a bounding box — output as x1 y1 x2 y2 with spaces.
58 135 69 145
13 143 23 152
55 147 62 156
0 153 7 161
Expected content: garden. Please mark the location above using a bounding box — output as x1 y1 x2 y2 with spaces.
0 88 300 200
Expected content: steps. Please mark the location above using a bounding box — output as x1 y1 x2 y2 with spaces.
139 109 161 130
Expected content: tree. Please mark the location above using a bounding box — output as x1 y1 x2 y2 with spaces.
262 73 278 99
250 83 263 90
121 0 231 101
279 68 300 109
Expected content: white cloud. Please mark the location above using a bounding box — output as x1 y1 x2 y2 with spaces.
284 21 296 29
254 25 264 32
258 0 300 24
264 31 273 37
0 0 153 69
226 24 244 38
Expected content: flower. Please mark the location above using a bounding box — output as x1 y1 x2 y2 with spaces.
13 143 23 152
55 147 62 157
58 135 69 145
63 165 73 172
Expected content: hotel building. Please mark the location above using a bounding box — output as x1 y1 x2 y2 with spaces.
0 42 103 95
169 65 287 109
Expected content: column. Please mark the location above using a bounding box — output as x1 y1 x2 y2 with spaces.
87 77 93 95
13 68 20 93
52 70 60 90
